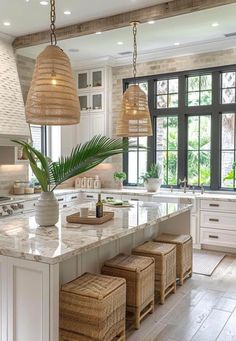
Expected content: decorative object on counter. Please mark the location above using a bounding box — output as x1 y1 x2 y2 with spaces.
75 177 82 188
96 193 103 218
80 207 89 218
132 241 177 304
66 210 114 225
25 0 80 125
154 234 192 286
103 198 133 208
13 180 32 195
113 171 126 189
13 136 136 226
60 273 126 341
140 163 162 192
87 177 95 189
116 22 152 137
35 192 59 226
102 254 155 329
94 176 102 189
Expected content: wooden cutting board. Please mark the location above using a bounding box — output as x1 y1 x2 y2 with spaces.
66 211 114 225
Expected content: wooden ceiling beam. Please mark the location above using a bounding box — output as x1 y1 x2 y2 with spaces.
13 0 236 49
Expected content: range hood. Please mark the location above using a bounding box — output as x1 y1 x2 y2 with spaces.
0 36 30 147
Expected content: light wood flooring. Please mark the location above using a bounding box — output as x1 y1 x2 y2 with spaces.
127 253 236 341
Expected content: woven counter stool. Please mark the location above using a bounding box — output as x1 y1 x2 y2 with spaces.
154 234 192 286
132 241 176 304
102 253 155 330
60 272 126 341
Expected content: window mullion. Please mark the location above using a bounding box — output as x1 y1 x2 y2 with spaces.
178 75 187 184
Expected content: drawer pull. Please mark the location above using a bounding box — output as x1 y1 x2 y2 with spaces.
131 198 139 201
209 218 219 222
209 203 219 207
58 198 64 202
63 204 67 208
209 235 219 239
71 196 77 200
86 195 93 198
106 196 114 200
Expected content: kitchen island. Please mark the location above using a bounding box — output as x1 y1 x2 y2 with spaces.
0 201 191 341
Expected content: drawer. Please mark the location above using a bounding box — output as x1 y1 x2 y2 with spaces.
82 193 97 201
101 193 121 201
200 228 236 248
200 211 236 231
65 193 79 203
121 194 149 202
201 200 236 212
23 200 37 212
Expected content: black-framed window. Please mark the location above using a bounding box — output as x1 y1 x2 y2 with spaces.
123 64 236 190
30 125 47 155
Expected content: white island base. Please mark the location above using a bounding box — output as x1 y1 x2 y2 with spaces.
0 202 190 341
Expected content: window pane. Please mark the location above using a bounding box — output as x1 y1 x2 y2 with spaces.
222 113 235 149
222 72 236 88
157 80 167 94
200 75 212 90
31 125 42 151
139 82 148 95
200 91 212 105
156 116 178 186
221 152 234 188
128 136 148 184
222 88 235 104
188 76 199 91
168 94 178 108
187 115 211 186
157 95 167 108
188 92 199 106
138 137 148 182
169 79 178 93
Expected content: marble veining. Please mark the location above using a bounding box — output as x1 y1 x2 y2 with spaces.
0 201 191 264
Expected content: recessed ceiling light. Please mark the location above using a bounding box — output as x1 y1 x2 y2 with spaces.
174 42 180 46
148 20 155 24
117 41 124 45
95 31 102 35
68 48 79 53
3 21 11 26
64 10 71 15
40 1 48 5
212 22 219 27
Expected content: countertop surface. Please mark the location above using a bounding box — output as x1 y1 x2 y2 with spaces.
0 201 191 264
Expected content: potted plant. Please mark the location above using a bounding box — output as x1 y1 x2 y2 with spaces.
140 163 162 192
113 171 126 189
13 136 135 226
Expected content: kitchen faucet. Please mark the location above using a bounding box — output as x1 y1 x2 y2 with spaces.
179 177 188 193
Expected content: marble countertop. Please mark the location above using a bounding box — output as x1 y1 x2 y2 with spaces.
0 201 191 264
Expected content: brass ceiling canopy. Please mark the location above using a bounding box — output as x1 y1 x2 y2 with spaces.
116 21 153 137
25 0 80 126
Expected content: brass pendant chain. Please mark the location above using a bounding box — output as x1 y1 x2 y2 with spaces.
50 0 57 46
132 22 138 84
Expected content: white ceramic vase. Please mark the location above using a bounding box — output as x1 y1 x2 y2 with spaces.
35 192 59 226
145 178 162 192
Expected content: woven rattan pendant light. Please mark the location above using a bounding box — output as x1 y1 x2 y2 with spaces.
116 22 152 137
25 0 80 125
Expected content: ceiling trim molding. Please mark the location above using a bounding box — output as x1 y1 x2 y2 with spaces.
12 0 235 49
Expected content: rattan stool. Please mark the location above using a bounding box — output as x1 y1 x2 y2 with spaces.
102 253 155 329
154 234 192 286
132 241 176 304
60 272 126 341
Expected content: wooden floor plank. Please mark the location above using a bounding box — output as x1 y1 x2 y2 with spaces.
217 309 236 341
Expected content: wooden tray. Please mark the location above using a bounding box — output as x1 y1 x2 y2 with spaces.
66 211 114 225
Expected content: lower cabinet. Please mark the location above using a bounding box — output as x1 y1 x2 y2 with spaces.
0 256 59 341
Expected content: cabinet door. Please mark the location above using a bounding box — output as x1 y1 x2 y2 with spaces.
91 69 104 90
7 257 50 341
90 92 104 112
79 94 89 113
0 256 7 341
77 71 89 90
90 113 105 138
76 114 90 145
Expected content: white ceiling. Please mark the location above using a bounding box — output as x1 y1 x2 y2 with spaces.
0 0 166 36
17 4 236 67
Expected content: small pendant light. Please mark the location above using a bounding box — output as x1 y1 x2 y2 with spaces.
25 0 80 125
116 22 153 137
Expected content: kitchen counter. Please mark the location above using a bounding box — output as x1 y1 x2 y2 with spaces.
0 201 191 264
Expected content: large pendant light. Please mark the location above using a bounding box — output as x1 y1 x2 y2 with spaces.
25 0 80 125
116 22 152 137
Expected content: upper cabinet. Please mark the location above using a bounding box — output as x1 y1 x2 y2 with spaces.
77 68 104 91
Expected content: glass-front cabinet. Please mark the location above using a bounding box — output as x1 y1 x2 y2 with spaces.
77 68 104 91
79 93 104 113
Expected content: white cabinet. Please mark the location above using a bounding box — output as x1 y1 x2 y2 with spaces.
79 92 104 113
0 256 7 341
77 68 104 91
7 257 50 341
121 194 150 202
